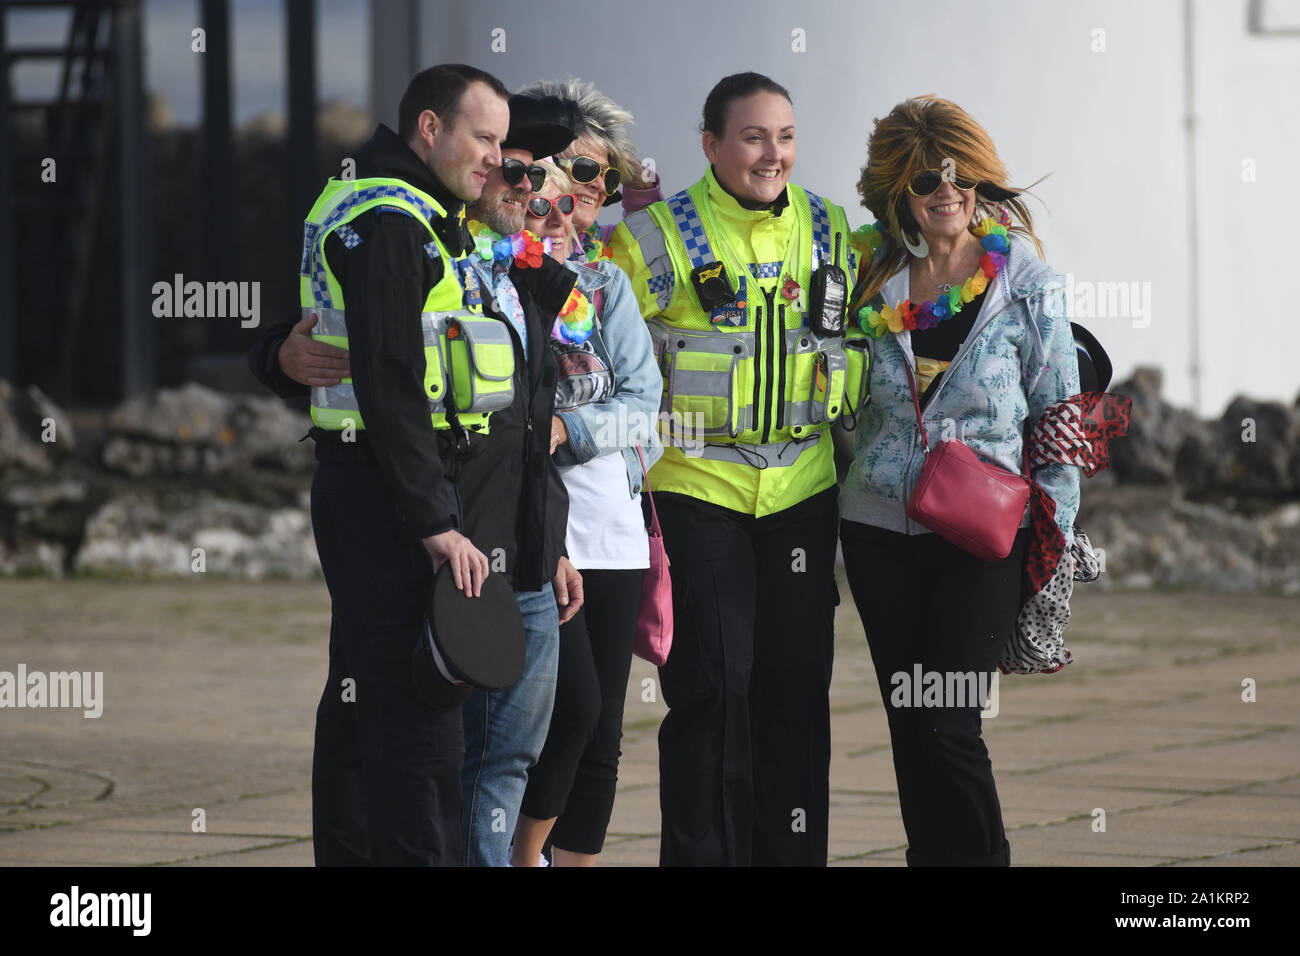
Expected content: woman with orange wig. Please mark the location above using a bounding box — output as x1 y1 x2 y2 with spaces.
841 96 1081 866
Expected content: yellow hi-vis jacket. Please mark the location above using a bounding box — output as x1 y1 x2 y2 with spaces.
608 168 869 516
300 176 515 435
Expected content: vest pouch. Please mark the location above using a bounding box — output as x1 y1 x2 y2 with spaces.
819 347 847 422
785 332 846 431
444 315 515 415
843 336 871 419
650 320 751 439
420 310 450 414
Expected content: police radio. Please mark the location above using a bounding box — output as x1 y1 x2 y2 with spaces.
807 234 847 337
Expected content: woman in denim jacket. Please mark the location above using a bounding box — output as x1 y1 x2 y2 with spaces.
510 162 663 866
841 97 1080 866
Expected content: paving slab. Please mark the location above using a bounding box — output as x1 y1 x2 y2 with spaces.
2 581 1297 867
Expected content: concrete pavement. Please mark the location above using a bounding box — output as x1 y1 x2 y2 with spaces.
1 578 1296 866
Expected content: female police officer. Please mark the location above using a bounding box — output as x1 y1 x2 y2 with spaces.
609 73 866 866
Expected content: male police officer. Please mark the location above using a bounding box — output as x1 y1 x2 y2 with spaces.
251 64 507 865
249 78 583 866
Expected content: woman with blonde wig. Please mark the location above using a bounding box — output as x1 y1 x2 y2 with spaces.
518 78 663 260
509 162 662 866
841 96 1081 866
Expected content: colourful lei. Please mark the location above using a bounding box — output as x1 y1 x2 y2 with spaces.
577 225 613 263
469 224 551 269
854 211 1012 339
553 287 594 344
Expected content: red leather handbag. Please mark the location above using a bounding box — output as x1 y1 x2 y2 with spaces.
633 446 673 665
903 363 1030 562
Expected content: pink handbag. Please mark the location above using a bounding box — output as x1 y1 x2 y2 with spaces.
903 362 1030 562
634 446 673 665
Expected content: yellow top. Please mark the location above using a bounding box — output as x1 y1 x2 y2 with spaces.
608 168 848 516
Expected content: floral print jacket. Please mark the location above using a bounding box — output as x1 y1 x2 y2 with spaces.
841 236 1081 544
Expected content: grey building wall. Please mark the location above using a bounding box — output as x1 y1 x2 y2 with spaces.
365 0 1299 415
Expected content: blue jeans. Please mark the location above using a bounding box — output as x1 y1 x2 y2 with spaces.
461 583 560 866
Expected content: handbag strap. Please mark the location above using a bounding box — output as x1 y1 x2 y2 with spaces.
634 445 661 533
904 358 1033 479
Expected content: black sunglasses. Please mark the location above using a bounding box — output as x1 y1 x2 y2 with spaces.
907 168 978 197
557 156 621 195
527 194 576 218
500 158 547 192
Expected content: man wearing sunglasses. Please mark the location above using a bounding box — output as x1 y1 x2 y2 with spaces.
457 92 591 867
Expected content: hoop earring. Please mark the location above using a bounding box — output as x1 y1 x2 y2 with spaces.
902 230 929 258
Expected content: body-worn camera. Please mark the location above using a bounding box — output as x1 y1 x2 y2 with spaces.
690 262 736 311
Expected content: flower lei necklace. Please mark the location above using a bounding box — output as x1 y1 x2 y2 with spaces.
553 287 594 344
470 224 551 269
854 209 1012 339
468 222 594 344
577 225 613 263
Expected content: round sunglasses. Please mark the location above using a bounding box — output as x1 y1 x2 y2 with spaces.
907 168 978 197
500 158 547 192
527 194 576 218
556 155 621 195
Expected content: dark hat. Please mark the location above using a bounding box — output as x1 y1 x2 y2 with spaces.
411 564 526 711
1071 322 1113 393
502 93 580 159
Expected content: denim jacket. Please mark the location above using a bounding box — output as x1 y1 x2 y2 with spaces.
841 235 1081 544
553 258 664 496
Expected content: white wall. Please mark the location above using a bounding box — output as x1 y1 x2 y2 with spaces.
408 0 1299 416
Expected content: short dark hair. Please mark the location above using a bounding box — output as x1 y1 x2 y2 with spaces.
699 72 792 136
398 64 509 140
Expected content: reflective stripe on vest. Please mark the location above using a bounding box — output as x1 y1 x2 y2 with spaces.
668 188 832 273
645 183 851 457
648 320 843 443
310 308 514 429
624 208 674 311
300 177 510 434
693 433 822 467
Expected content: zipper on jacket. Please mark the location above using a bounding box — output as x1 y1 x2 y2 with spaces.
752 300 765 439
900 345 920 534
923 270 1008 414
760 287 778 442
774 304 788 432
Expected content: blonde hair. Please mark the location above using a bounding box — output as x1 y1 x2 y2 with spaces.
519 77 639 183
527 159 579 251
853 96 1045 309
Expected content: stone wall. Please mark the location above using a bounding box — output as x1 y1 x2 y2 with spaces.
3 368 1299 590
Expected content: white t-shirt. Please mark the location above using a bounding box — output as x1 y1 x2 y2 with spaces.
550 306 648 571
559 454 649 570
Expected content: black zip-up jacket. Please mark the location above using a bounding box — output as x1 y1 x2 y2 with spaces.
462 259 576 591
248 124 576 590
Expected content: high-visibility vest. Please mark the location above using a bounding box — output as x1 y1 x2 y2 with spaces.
611 170 869 516
300 176 515 435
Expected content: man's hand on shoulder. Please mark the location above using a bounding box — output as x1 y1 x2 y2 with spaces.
278 312 352 387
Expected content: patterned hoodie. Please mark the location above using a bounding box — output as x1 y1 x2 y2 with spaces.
841 235 1081 544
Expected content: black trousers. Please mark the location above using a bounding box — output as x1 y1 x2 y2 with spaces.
519 568 644 855
839 519 1024 867
655 486 839 866
310 459 465 866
